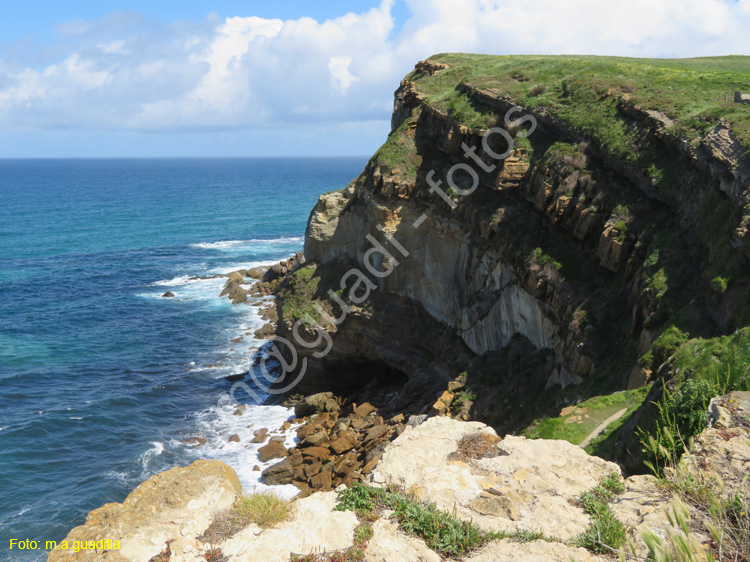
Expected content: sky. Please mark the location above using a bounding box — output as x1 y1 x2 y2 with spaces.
1 0 749 157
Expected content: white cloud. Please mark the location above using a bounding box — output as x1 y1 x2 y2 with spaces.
0 0 749 134
328 56 359 93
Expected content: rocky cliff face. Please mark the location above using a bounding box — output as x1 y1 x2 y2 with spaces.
275 55 750 448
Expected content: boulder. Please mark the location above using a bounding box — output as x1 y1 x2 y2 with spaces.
329 433 356 454
258 441 288 463
300 446 331 461
261 458 294 485
246 266 270 279
182 436 206 447
252 428 269 443
161 291 175 298
254 323 277 339
228 434 240 443
309 470 333 489
48 461 241 562
354 402 377 417
294 392 336 418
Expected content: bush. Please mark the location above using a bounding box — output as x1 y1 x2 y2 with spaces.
232 491 293 528
710 276 729 294
200 491 293 542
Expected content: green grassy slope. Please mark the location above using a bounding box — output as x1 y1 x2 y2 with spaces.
410 54 750 156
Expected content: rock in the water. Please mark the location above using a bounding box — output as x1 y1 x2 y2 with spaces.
252 428 269 443
228 433 241 443
182 436 206 447
161 291 175 298
246 265 270 279
258 440 288 462
48 460 241 562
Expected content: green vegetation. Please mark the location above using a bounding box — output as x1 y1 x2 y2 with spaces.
530 247 562 270
710 275 729 294
414 53 750 156
523 387 649 447
200 491 293 544
230 491 293 529
636 442 750 561
373 117 421 181
636 501 714 562
575 474 628 554
640 329 750 473
335 484 485 557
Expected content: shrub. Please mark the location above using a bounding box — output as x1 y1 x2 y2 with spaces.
710 276 729 294
200 491 293 542
529 84 547 97
232 491 293 528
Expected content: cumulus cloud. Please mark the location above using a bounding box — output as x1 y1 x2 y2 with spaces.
0 0 748 135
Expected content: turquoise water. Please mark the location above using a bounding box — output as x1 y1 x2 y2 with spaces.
0 158 366 560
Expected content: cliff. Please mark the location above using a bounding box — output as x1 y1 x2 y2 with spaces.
273 54 750 466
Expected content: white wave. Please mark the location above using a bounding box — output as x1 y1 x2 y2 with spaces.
185 403 301 499
149 274 208 287
191 240 247 249
190 237 303 250
69 417 84 420
0 426 8 432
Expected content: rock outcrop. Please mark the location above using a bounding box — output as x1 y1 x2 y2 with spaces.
48 460 242 562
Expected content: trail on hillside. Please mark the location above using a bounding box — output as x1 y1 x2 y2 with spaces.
579 408 628 449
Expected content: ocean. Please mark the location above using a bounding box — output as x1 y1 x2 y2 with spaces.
0 157 366 561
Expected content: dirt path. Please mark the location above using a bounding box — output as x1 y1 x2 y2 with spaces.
579 408 628 449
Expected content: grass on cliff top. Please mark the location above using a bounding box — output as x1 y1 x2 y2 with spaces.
199 491 293 542
409 54 750 157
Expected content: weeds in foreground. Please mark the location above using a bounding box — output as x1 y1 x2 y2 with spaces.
574 473 628 554
335 483 484 557
639 341 750 476
334 483 561 558
656 466 750 562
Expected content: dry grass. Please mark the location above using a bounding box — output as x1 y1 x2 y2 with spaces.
450 432 501 462
660 467 750 562
198 491 293 543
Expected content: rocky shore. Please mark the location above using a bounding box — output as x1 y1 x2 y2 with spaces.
48 392 750 561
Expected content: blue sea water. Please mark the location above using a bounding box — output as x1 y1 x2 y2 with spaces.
0 157 366 561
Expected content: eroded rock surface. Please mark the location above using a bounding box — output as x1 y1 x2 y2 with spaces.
369 416 620 540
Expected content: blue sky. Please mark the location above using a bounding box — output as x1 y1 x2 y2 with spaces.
1 0 749 157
